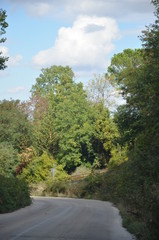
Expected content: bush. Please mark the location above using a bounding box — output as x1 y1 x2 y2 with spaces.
0 175 31 213
109 144 128 168
0 142 19 177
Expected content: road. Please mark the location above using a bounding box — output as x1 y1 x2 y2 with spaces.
0 197 135 240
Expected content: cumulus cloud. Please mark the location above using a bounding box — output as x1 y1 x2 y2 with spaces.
33 15 120 72
5 0 154 21
0 47 23 67
8 86 25 94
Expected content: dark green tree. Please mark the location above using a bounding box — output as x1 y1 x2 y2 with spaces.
108 48 144 100
91 103 119 168
0 100 32 152
0 142 18 177
106 3 159 237
0 8 8 70
108 1 159 229
109 1 159 154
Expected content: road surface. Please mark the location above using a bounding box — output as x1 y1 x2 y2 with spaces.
0 197 135 240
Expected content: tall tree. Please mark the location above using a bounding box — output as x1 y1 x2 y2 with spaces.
32 66 94 171
0 142 18 177
31 65 119 172
92 103 119 168
31 65 74 97
108 48 144 100
0 8 8 70
108 0 159 178
139 0 159 128
0 100 32 152
86 74 117 110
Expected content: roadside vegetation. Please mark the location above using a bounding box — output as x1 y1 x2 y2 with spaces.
0 1 158 239
0 175 31 213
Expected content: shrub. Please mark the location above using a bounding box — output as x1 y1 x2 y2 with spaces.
0 142 18 177
0 175 31 213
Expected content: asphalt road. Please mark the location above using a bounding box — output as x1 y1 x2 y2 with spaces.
0 197 135 240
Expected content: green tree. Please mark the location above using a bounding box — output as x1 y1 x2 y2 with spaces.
31 65 119 172
91 103 119 168
108 48 144 99
0 142 18 177
108 2 159 230
108 48 147 147
31 65 74 97
53 90 94 171
0 8 8 70
0 100 32 152
33 67 94 171
131 0 159 180
109 1 159 154
20 152 53 183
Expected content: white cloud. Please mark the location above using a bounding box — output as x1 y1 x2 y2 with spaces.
8 86 25 93
0 47 23 67
33 15 120 73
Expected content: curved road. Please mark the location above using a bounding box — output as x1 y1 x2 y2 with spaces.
0 197 135 240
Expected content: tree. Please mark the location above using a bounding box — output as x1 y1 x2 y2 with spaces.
86 73 117 110
139 0 159 128
108 48 146 145
108 48 144 99
19 152 53 184
0 100 33 152
108 0 159 178
31 65 75 97
0 142 18 177
91 103 119 168
106 3 159 237
0 8 8 70
31 65 120 172
32 66 94 172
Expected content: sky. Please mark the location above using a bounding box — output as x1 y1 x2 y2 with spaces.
0 0 155 101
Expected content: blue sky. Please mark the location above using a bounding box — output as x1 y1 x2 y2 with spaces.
0 0 155 101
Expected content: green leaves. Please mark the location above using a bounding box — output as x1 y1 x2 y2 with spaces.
0 142 18 177
104 4 159 238
31 65 118 172
92 103 119 167
20 152 53 183
31 65 74 97
0 175 31 213
0 8 8 70
0 100 33 153
108 48 144 98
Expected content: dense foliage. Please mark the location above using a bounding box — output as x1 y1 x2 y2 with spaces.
0 142 18 177
0 100 33 178
0 100 33 153
30 65 117 172
108 1 159 182
0 175 31 213
0 8 8 70
106 1 159 238
0 100 32 211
